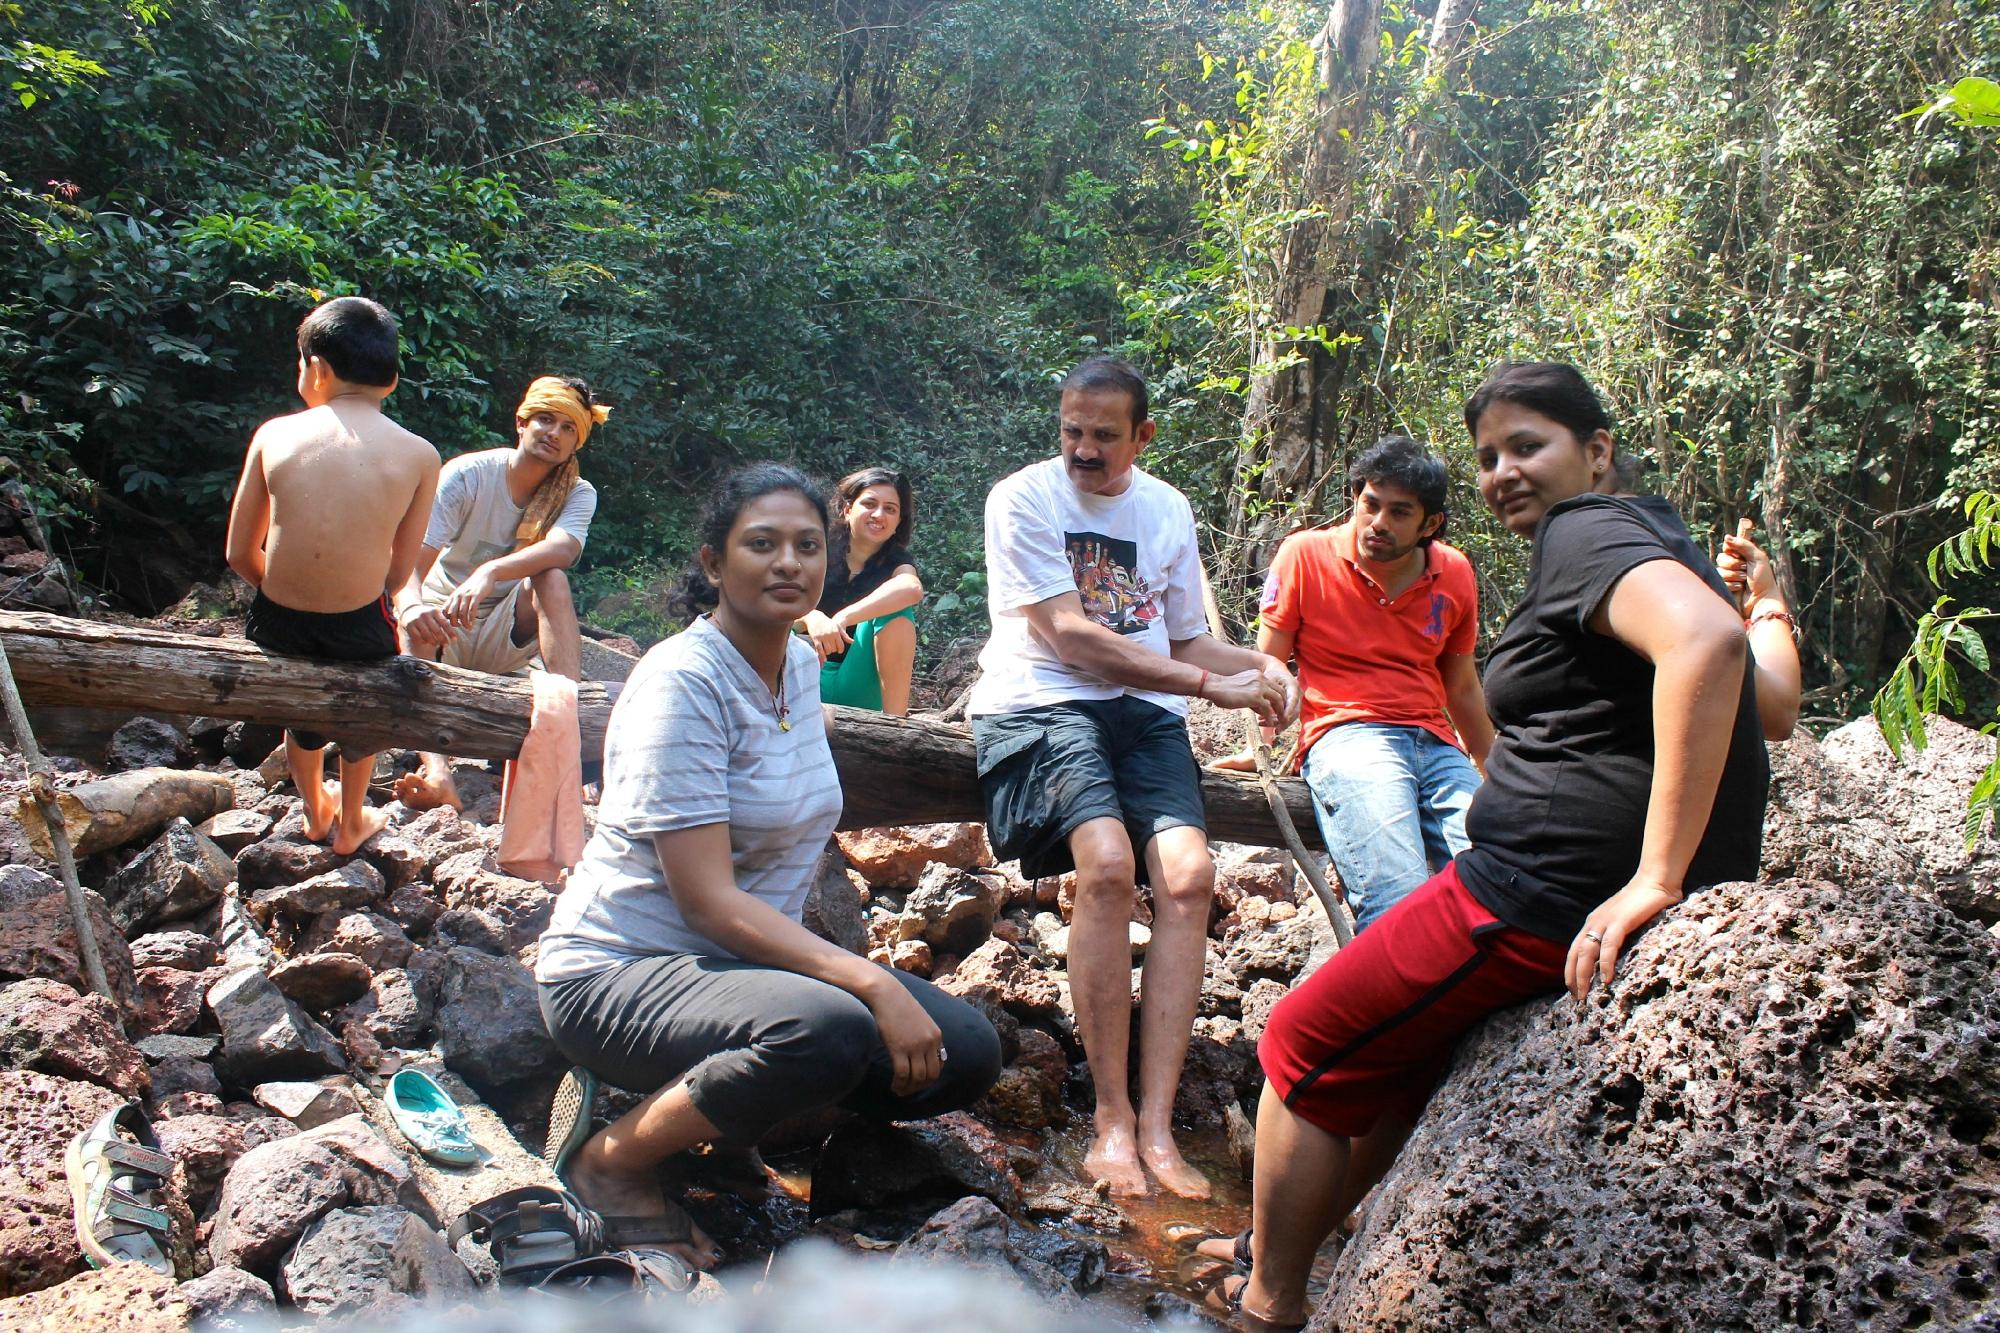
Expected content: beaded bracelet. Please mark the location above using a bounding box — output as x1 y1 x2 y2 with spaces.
1746 608 1797 633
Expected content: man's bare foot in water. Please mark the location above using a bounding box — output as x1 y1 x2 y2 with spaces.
301 779 340 842
330 803 389 856
1140 1128 1213 1200
567 1152 722 1271
1085 1119 1150 1197
392 764 462 812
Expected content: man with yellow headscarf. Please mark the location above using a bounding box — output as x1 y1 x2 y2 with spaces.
392 374 609 810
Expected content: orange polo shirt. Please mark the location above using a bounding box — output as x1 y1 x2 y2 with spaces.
1259 520 1478 771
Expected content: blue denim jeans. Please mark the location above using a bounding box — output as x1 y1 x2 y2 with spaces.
1302 723 1480 932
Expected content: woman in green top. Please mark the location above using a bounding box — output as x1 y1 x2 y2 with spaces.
798 467 923 714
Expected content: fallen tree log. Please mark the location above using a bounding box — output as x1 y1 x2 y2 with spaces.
17 765 234 860
0 610 1322 848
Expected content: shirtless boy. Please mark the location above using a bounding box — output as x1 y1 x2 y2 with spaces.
225 296 441 854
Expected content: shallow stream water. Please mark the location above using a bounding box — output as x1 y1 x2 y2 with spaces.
683 1123 1338 1328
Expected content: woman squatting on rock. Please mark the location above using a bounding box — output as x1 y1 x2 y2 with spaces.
535 463 1001 1272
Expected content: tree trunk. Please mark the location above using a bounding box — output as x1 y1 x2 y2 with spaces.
0 612 1322 849
1229 0 1383 564
16 766 235 861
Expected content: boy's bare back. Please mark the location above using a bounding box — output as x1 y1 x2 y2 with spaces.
245 402 440 613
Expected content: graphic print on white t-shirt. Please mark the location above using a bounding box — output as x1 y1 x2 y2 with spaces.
1067 530 1160 635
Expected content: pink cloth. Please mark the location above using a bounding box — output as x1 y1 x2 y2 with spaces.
498 670 585 884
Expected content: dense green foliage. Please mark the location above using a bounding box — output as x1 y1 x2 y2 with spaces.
3 0 1996 724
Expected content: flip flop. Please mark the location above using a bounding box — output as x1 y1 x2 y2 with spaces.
66 1103 176 1276
1202 1274 1306 1333
387 1069 480 1167
544 1067 599 1183
448 1186 606 1284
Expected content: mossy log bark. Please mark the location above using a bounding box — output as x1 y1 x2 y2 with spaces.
0 611 1321 847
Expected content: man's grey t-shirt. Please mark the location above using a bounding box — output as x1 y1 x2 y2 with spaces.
424 449 598 607
535 616 843 981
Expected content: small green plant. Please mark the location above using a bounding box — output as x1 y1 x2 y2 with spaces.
1872 492 2000 847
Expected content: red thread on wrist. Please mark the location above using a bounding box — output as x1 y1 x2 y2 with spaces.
1196 669 1210 699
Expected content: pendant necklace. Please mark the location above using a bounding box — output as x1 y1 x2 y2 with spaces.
773 664 791 732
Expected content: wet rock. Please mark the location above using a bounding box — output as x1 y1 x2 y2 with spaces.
0 1070 126 1296
247 860 385 928
1225 1100 1256 1177
178 1264 275 1330
196 808 273 854
155 1112 295 1213
813 1111 1029 1214
253 1077 363 1129
206 967 347 1086
104 717 195 774
128 929 216 972
279 1203 476 1317
897 863 1006 956
973 1027 1068 1130
132 965 220 1037
0 1258 191 1330
100 818 234 936
935 937 1063 1022
1022 1184 1128 1234
892 1195 1092 1304
208 1114 424 1271
270 951 373 1012
0 865 139 1010
803 841 868 954
233 837 343 895
434 948 562 1089
1320 878 2000 1332
0 977 149 1097
837 822 994 889
297 910 411 973
334 964 437 1051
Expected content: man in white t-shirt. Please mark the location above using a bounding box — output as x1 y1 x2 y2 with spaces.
969 356 1297 1199
394 374 605 809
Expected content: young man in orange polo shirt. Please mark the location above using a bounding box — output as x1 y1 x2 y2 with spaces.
1224 435 1493 931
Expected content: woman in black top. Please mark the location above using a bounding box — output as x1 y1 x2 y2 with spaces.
798 467 923 714
1208 363 1769 1332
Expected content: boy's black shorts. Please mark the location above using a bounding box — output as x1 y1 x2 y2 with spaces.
243 591 398 755
971 695 1207 883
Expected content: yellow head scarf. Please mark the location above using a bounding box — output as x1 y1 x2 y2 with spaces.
513 376 612 549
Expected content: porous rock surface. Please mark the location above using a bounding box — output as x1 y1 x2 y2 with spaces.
1318 877 2000 1332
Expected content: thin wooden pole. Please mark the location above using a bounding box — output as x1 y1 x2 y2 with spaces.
0 637 117 1005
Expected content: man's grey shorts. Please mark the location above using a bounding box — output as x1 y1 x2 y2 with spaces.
971 695 1206 882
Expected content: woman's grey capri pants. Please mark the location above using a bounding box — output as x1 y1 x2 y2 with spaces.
539 953 1003 1144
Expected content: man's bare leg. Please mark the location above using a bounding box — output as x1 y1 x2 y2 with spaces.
288 736 337 842
389 635 463 812
873 615 917 717
331 750 390 855
566 1081 725 1271
1068 816 1148 1196
1136 824 1216 1198
524 566 581 681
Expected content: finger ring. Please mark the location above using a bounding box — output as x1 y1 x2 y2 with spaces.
938 1048 949 1063
1584 930 1604 943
